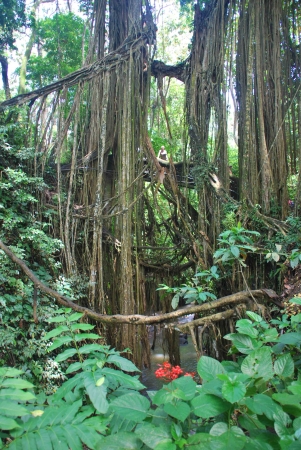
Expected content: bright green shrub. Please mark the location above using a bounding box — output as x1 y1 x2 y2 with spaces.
1 304 301 449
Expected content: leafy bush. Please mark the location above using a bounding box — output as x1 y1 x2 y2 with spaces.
1 304 301 449
157 265 219 309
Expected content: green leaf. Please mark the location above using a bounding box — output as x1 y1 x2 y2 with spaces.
0 400 29 417
154 441 176 450
2 378 34 389
48 315 67 323
272 393 301 406
33 428 53 450
135 423 171 449
191 392 230 418
274 354 294 378
224 333 261 354
153 388 174 406
48 336 73 351
197 356 224 382
244 394 281 420
97 432 143 449
246 311 264 323
0 368 24 378
168 376 196 401
221 379 246 404
231 245 240 258
214 428 246 450
210 422 228 436
68 312 84 322
171 293 180 309
61 424 83 450
65 362 82 374
0 415 20 430
278 332 301 345
70 323 95 331
0 388 36 402
164 401 190 422
43 325 69 340
109 392 150 422
83 372 109 414
102 368 145 390
55 348 77 362
106 355 140 372
74 333 100 342
241 347 274 380
78 343 105 354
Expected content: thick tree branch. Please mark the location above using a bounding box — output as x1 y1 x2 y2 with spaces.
151 59 186 82
0 240 276 325
0 34 147 110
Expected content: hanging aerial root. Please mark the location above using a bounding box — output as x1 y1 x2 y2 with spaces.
0 239 280 326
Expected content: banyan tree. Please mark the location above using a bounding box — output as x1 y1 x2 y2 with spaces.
1 0 300 367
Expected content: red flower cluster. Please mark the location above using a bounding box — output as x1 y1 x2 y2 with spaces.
154 361 196 381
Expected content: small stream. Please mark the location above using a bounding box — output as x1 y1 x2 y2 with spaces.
141 313 198 391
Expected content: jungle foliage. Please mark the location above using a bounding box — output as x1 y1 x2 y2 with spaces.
1 306 301 449
1 0 301 426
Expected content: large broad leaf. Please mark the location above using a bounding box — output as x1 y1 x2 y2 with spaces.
0 388 36 402
109 392 150 422
42 325 69 340
167 376 196 401
213 428 246 450
273 393 301 406
164 400 191 422
0 400 29 417
197 356 224 382
101 367 145 390
2 378 34 389
68 312 84 322
65 362 82 374
236 319 258 338
33 428 53 450
224 333 261 354
201 378 224 397
48 315 68 323
241 347 273 380
48 336 73 352
96 432 143 449
0 415 20 430
278 332 301 346
274 354 294 378
135 423 171 449
106 355 140 372
209 422 228 436
74 333 100 342
76 423 103 449
246 312 264 323
70 323 95 331
78 343 105 354
154 441 176 450
83 372 108 414
55 348 77 362
152 388 174 406
238 414 266 431
52 373 83 401
0 368 24 378
244 394 281 420
191 392 230 418
221 378 246 404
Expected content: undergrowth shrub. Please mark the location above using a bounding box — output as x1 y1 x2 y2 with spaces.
1 304 301 449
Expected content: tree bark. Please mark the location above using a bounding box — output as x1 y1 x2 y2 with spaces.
0 55 11 100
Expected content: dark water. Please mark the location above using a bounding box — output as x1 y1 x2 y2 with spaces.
141 313 198 391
